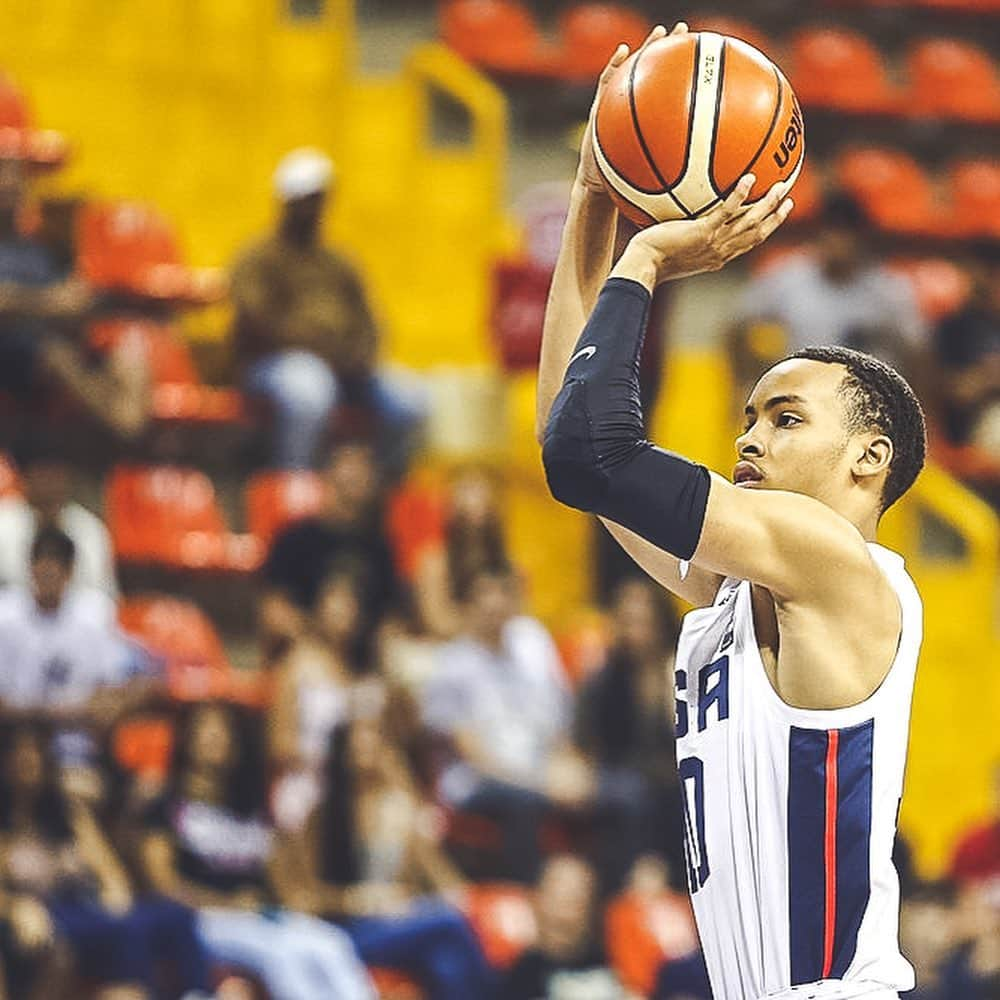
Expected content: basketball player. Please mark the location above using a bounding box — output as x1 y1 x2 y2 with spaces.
536 24 925 1000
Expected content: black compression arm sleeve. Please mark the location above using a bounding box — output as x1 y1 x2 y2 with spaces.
542 277 711 560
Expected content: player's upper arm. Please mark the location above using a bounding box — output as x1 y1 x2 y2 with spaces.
693 472 881 603
599 518 723 608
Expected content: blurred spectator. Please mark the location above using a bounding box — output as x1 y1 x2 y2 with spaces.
730 192 926 391
0 159 148 439
950 763 1000 891
0 527 146 743
502 854 623 999
574 580 685 893
933 240 1000 453
0 719 213 999
137 699 376 999
232 147 423 470
900 881 960 1000
259 440 399 661
390 466 511 639
275 710 494 1000
423 564 574 884
0 436 116 596
940 879 1000 998
269 566 373 834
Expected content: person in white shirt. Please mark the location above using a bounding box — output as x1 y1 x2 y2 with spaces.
423 563 581 883
0 527 146 779
0 439 117 598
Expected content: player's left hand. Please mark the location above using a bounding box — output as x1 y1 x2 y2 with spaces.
577 23 686 193
615 173 794 285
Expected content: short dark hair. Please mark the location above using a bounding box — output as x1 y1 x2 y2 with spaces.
820 191 871 233
787 346 926 512
30 525 76 568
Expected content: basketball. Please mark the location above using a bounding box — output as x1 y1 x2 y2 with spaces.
594 32 805 227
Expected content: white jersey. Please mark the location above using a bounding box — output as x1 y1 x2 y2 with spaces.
674 543 921 1000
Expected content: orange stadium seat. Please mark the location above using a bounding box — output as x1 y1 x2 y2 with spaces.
907 39 1000 123
106 466 261 572
556 4 650 82
246 471 326 548
835 147 944 235
887 257 973 322
112 717 174 781
368 969 425 999
688 16 773 57
77 201 226 306
439 0 558 77
605 889 700 997
788 157 822 222
461 883 537 969
790 28 901 115
0 73 68 167
88 318 245 424
949 160 1000 237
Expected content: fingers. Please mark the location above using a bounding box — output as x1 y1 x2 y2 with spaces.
719 197 795 261
669 21 689 36
725 178 791 236
598 42 630 86
712 174 757 225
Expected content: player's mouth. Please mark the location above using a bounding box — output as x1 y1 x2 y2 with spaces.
733 461 764 486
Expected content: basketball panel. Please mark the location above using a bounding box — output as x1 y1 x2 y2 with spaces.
595 52 666 193
744 72 805 202
629 34 700 190
710 39 783 198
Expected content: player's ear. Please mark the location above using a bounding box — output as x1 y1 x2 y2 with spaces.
854 434 893 482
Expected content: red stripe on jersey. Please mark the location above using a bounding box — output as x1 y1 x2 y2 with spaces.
822 729 840 978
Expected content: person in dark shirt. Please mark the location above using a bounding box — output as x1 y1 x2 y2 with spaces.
0 158 92 401
137 699 375 1000
573 579 686 892
503 855 621 1000
259 440 399 663
934 240 1000 448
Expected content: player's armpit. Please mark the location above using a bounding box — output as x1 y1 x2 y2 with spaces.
599 518 723 608
693 473 888 604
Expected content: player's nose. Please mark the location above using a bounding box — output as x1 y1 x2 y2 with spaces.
735 427 764 457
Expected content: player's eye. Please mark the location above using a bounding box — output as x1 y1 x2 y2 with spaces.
776 412 802 427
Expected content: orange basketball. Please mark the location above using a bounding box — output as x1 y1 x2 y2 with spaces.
594 32 805 227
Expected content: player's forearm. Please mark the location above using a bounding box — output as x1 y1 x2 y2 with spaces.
535 181 618 442
542 277 710 561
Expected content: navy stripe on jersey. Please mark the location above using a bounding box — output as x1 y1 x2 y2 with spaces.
788 721 874 985
831 720 874 977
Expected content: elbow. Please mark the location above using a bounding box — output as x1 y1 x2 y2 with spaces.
541 381 607 512
541 427 607 513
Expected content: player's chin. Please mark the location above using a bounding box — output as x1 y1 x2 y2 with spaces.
733 477 766 489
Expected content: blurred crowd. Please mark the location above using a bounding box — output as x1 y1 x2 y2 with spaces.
0 7 999 994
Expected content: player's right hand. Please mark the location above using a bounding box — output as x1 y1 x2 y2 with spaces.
615 173 794 286
576 23 686 193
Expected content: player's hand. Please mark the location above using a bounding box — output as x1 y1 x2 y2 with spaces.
614 174 794 285
577 23 686 193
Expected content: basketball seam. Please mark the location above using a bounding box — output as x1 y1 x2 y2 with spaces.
675 34 703 197
707 38 728 200
627 43 692 217
720 65 785 202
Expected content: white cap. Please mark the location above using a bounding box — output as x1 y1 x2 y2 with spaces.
273 147 335 202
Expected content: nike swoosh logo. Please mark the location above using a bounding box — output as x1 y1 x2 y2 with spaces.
569 345 597 365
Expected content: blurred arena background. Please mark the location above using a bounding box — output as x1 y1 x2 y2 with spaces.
0 1 996 997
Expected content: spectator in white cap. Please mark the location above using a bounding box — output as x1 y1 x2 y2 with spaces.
231 147 423 470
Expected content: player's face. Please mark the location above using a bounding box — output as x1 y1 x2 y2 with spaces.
735 360 861 508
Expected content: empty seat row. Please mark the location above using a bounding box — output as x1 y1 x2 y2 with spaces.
441 2 1000 124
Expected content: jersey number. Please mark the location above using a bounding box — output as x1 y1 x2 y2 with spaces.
679 755 710 892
